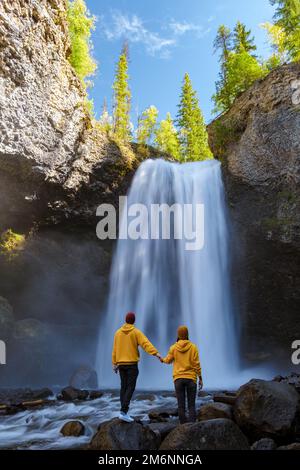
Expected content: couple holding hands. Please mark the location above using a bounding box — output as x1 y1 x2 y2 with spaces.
112 312 203 424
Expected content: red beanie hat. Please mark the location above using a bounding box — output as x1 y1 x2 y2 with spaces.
125 312 135 324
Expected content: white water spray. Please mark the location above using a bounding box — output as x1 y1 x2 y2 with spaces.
97 158 241 389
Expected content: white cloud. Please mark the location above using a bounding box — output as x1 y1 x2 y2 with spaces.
169 20 211 38
102 12 176 58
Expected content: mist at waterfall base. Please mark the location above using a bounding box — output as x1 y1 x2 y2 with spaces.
97 158 275 390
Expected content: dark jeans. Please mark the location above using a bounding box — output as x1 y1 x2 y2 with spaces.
119 364 139 413
175 378 197 424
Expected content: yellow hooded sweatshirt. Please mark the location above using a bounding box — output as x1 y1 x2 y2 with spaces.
163 340 201 383
112 323 158 365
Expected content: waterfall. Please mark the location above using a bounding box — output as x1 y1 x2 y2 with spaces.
96 158 241 390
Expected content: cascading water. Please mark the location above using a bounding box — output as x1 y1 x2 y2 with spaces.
96 158 241 390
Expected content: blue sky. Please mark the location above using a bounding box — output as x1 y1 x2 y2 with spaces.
85 0 275 125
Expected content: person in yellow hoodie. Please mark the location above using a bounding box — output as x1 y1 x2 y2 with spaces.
112 312 161 422
161 325 203 424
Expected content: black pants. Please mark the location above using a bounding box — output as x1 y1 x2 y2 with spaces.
119 364 139 413
175 378 197 424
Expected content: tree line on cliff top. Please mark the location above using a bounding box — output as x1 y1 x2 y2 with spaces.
66 0 300 162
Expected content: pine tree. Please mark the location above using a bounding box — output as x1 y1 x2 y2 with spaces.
176 74 212 161
213 25 233 113
67 0 97 85
154 113 181 161
137 106 159 146
214 25 232 63
213 24 267 113
270 0 300 61
98 98 112 133
112 47 131 141
233 21 257 55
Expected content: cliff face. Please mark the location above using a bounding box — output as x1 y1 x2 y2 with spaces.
0 0 153 231
208 62 300 362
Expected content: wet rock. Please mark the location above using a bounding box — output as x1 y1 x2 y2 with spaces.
251 438 277 450
160 419 250 450
148 406 178 421
0 387 53 406
69 366 98 390
60 386 89 401
234 379 300 439
213 392 237 406
277 443 300 450
60 421 85 437
147 422 177 441
89 390 104 400
89 418 159 450
273 373 300 393
198 402 233 421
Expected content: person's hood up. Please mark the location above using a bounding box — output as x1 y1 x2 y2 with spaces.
174 340 192 352
120 323 135 334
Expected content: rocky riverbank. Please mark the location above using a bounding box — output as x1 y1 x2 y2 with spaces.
0 374 300 450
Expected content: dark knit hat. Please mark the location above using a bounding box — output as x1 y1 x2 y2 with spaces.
177 325 189 340
125 312 136 324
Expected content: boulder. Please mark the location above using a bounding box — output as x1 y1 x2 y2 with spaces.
234 379 300 439
147 422 177 441
198 402 233 421
251 438 277 450
273 373 300 393
89 418 159 450
89 390 104 400
160 419 250 450
0 297 14 341
213 392 237 406
148 406 178 421
60 387 89 401
0 387 53 406
60 421 85 437
277 443 300 450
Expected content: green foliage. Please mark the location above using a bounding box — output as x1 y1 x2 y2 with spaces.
67 0 97 86
233 21 257 55
0 229 25 258
113 48 132 141
137 106 159 146
213 51 268 113
261 22 288 68
154 113 181 161
176 73 212 161
270 0 300 61
98 99 113 134
213 22 267 114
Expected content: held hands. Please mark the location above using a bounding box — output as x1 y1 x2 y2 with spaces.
156 353 164 363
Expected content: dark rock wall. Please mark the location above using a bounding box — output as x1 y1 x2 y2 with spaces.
208 62 300 364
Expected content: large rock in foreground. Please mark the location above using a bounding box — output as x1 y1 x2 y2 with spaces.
234 379 300 439
208 62 300 360
89 418 159 450
160 419 249 450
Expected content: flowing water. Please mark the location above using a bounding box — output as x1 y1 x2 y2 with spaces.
97 158 242 390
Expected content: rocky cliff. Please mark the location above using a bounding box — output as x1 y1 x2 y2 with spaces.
0 0 160 232
208 62 300 363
